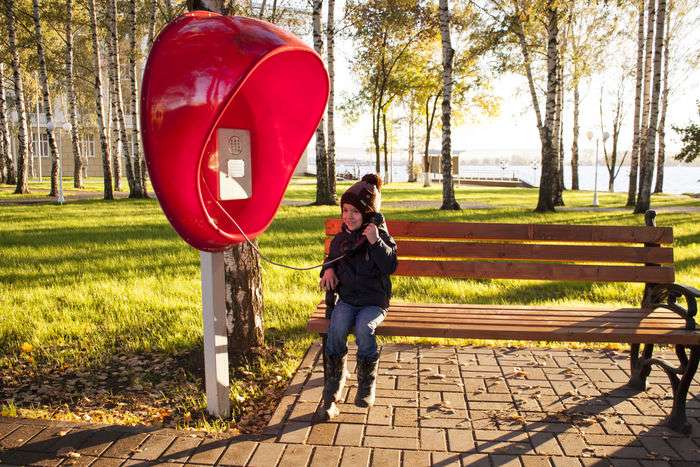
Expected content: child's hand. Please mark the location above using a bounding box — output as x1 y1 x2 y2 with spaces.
363 224 379 245
320 268 338 291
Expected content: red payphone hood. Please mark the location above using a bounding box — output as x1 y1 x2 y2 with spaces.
141 12 329 251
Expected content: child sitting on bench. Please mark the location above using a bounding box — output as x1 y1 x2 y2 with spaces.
319 174 398 420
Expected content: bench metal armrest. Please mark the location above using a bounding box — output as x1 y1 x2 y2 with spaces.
644 283 698 330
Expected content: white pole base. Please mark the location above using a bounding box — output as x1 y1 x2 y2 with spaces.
200 251 231 418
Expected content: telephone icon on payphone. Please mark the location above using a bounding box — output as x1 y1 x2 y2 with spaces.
218 128 252 200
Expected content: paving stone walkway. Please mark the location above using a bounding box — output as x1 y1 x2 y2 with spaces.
2 343 699 466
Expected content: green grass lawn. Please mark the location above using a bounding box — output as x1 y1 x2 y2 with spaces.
1 178 699 430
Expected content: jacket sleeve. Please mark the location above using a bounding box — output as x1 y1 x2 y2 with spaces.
368 229 398 275
320 234 342 278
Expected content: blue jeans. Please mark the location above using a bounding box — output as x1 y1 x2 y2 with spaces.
326 301 386 360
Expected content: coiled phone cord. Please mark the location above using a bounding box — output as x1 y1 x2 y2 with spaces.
203 181 347 270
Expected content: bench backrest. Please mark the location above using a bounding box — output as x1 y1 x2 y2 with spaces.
324 219 675 284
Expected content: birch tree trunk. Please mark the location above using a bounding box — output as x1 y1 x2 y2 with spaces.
87 0 113 200
0 93 4 184
571 75 579 190
27 97 35 180
372 100 380 172
408 99 416 182
144 0 157 189
637 0 656 202
109 91 122 191
439 0 459 210
558 112 565 191
514 18 545 144
5 0 30 194
0 63 15 185
164 0 175 20
129 0 147 197
32 0 62 197
0 127 4 184
627 0 646 206
0 95 4 184
635 0 666 214
325 0 336 200
65 0 83 188
107 0 139 196
514 10 555 211
535 1 559 212
312 0 332 204
423 93 439 187
223 241 264 352
382 109 388 179
600 83 625 192
552 40 564 207
654 3 671 194
147 0 157 50
104 15 120 191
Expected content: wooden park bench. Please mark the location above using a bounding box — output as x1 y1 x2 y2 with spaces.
307 211 700 433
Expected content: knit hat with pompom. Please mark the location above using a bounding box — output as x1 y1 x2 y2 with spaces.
340 173 382 218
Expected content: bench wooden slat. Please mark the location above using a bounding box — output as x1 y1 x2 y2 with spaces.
313 313 686 330
325 219 674 244
378 303 679 316
314 301 678 319
396 241 673 264
324 239 673 264
312 305 681 325
394 259 674 283
312 308 680 323
308 318 698 345
372 302 676 313
309 301 698 345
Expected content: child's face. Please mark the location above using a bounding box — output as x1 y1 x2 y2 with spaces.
342 203 363 231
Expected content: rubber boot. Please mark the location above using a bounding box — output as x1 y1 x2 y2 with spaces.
321 352 348 420
354 356 379 408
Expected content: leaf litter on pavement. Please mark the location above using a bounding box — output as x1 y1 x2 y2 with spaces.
1 344 290 434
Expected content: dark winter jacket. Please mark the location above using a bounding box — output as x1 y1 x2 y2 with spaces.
321 223 398 310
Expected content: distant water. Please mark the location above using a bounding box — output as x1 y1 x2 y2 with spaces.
309 162 700 195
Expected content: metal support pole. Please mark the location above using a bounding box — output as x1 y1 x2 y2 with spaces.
200 251 231 418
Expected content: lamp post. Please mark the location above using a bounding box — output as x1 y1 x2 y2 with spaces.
499 159 509 179
593 132 609 207
585 130 604 207
530 159 539 186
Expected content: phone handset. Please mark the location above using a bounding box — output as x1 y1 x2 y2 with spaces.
217 128 252 200
326 212 385 318
345 212 385 256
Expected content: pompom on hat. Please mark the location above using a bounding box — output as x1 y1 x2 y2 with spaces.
340 173 382 218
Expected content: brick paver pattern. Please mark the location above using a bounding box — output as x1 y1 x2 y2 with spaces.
1 343 699 466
